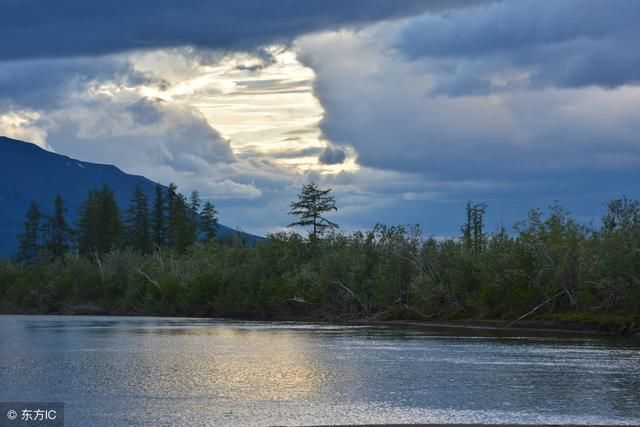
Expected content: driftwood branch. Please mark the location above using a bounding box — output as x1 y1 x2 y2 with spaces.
136 267 160 289
93 251 104 278
286 296 317 305
301 271 322 287
332 279 355 297
507 289 567 327
152 244 165 270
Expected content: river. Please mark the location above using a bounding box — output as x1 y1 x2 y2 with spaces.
0 315 639 426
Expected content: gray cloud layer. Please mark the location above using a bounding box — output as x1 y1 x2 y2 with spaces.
398 0 640 93
0 0 487 60
0 56 161 110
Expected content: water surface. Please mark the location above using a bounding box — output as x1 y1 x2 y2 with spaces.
1 315 639 426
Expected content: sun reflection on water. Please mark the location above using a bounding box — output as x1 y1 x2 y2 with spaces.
127 326 331 402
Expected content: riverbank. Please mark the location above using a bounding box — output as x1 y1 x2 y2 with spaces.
2 305 639 337
363 319 636 337
359 311 640 337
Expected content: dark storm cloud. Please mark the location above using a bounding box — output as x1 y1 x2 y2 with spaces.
0 0 489 61
234 47 278 72
0 57 160 110
398 0 640 92
126 97 165 125
318 145 347 165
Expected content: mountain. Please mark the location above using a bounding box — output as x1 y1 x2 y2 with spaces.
0 136 260 258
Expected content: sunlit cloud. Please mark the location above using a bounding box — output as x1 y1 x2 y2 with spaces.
129 46 358 175
0 111 50 150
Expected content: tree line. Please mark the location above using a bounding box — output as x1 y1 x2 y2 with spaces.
2 183 639 332
13 183 219 265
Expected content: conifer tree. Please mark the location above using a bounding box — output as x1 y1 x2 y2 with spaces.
77 185 122 256
124 185 151 253
462 202 487 253
167 183 178 217
200 201 219 241
43 195 72 258
77 189 100 256
169 193 196 252
14 201 42 265
151 184 167 248
98 185 122 253
472 202 487 253
288 182 338 240
463 202 473 250
165 183 178 247
189 190 201 222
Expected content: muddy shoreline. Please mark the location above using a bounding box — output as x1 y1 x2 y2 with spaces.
3 306 639 338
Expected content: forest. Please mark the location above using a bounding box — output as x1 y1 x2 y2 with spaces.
1 182 639 333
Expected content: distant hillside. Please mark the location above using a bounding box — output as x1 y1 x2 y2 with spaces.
0 136 260 258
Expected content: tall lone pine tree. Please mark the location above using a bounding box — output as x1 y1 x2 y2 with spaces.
288 182 338 240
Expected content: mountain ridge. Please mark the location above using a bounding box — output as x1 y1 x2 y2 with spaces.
0 136 259 257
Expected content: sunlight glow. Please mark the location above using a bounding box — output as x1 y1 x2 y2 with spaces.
0 111 50 150
133 46 358 174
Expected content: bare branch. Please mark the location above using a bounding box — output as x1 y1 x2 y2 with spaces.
136 267 160 289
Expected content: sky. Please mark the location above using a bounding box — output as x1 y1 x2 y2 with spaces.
1 0 639 237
